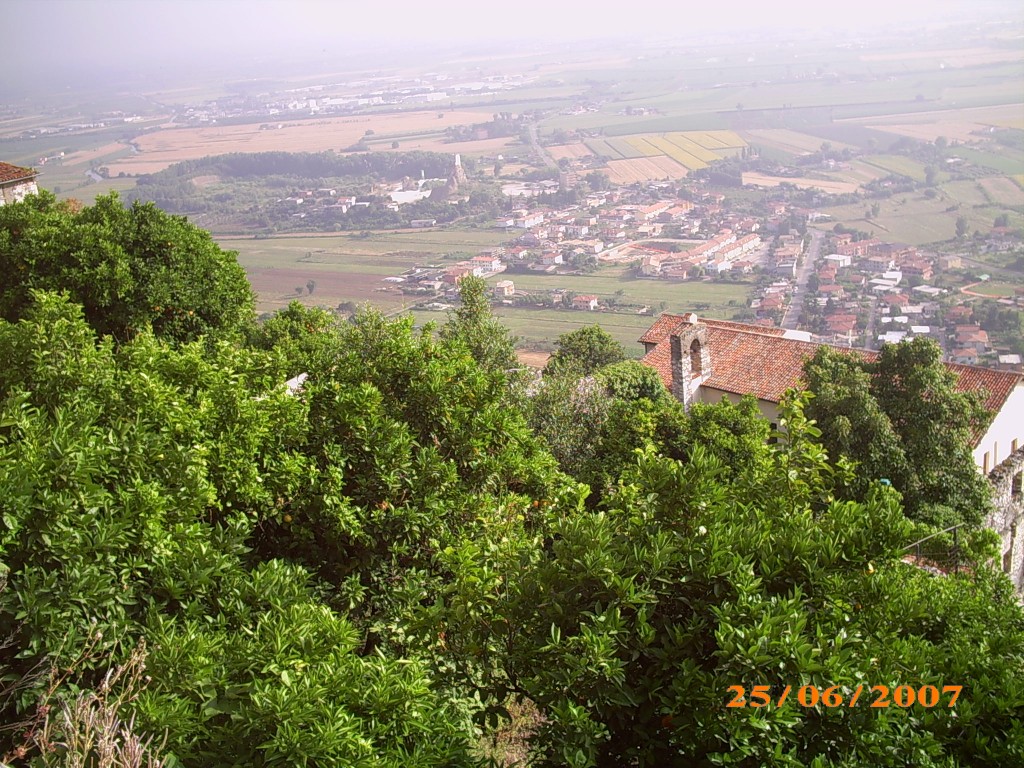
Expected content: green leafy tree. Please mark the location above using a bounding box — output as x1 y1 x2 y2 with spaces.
443 394 1024 767
594 360 670 403
441 276 519 378
0 192 254 343
0 292 563 766
544 326 626 377
804 341 993 528
956 215 970 239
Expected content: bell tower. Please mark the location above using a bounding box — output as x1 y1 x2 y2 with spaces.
669 313 711 410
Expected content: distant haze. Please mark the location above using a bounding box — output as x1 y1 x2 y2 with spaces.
3 0 1020 94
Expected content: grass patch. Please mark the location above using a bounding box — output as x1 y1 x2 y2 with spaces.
862 155 929 182
968 281 1020 298
954 146 1024 176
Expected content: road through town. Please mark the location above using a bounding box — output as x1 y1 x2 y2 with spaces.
781 229 824 331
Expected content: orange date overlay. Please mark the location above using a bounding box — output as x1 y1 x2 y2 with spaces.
727 684 962 709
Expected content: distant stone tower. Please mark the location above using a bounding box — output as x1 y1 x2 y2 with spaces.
431 154 467 201
452 153 467 185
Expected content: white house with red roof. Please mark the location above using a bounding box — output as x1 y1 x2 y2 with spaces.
0 162 38 205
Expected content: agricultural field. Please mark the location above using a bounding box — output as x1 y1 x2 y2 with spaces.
221 229 510 313
501 267 753 311
640 136 708 170
965 281 1021 299
547 143 594 161
937 178 1003 207
819 191 1024 246
661 134 719 163
605 137 645 159
828 160 894 186
364 135 519 157
742 129 854 156
103 109 505 176
952 146 1024 176
488 308 660 351
979 176 1024 207
861 155 929 182
605 156 688 183
741 172 859 195
846 104 1024 143
624 137 662 157
590 130 751 174
682 131 747 151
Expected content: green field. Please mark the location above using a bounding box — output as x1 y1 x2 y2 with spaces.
820 192 1024 246
968 281 1020 298
941 180 994 208
606 137 645 159
862 155 929 182
953 146 1024 176
224 230 753 340
643 136 709 170
501 267 752 309
225 229 511 267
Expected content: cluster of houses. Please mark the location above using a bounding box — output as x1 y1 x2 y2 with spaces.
801 232 1021 362
639 230 763 279
488 189 767 278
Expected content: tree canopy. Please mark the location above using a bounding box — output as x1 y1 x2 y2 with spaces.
544 325 626 377
803 340 994 528
0 191 254 343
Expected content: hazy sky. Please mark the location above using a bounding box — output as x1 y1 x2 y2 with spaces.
4 0 1020 87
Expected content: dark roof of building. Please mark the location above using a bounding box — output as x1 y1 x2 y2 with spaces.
0 162 36 185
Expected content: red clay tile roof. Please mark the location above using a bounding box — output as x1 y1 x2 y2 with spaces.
0 162 36 185
639 313 1022 423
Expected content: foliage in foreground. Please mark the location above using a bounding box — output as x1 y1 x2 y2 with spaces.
0 292 559 766
0 191 254 343
803 341 995 529
0 192 1021 767
444 398 1024 767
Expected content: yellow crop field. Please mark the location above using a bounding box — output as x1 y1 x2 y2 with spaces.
642 136 708 170
548 143 594 160
663 134 719 163
686 130 747 150
625 137 664 157
605 156 688 183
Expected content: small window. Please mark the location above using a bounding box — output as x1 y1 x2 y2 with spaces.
690 339 703 376
1004 548 1013 574
1013 472 1023 500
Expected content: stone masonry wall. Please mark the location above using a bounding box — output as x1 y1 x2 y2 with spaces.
987 446 1024 592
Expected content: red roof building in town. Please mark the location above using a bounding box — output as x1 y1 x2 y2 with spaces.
639 312 1023 472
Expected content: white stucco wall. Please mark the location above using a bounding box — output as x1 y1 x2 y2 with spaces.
973 383 1024 472
699 387 781 425
0 179 39 205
